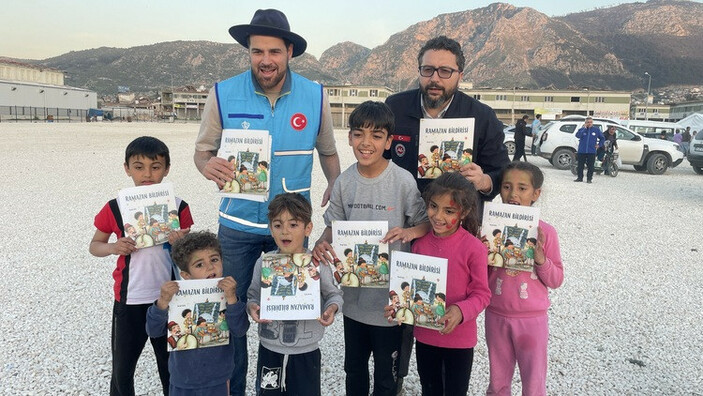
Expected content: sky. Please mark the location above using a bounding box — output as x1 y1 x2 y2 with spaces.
2 0 700 60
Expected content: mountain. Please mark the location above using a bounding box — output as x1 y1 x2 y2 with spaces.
14 0 703 96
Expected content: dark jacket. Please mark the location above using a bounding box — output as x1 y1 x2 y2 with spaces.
515 118 528 142
385 89 509 199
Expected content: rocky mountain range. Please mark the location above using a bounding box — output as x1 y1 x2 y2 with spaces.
13 0 703 96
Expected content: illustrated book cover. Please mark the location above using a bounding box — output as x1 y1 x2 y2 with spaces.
259 253 321 321
331 220 389 288
480 202 540 273
167 278 229 352
388 250 448 330
417 118 475 179
216 128 271 202
117 182 179 248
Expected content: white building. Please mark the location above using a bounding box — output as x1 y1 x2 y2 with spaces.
0 59 97 121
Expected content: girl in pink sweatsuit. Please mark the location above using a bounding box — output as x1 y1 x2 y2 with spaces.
486 162 564 396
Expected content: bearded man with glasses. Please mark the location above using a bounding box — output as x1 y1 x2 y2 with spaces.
385 35 509 395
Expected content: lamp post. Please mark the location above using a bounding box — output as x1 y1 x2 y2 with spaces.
644 72 652 121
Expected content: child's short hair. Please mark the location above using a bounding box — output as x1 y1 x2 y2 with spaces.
267 193 312 224
169 210 178 216
348 101 395 135
134 211 143 220
401 281 409 289
125 136 170 167
171 231 222 273
182 309 191 318
435 292 446 302
493 229 501 236
196 317 206 326
258 161 268 168
527 237 537 244
379 253 389 260
344 248 353 256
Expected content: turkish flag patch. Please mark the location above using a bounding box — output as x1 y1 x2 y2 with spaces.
290 113 307 131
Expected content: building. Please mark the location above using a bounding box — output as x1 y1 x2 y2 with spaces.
159 86 208 120
460 87 632 125
325 84 394 128
0 59 97 122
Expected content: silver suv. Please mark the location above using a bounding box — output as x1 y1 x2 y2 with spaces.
534 116 684 175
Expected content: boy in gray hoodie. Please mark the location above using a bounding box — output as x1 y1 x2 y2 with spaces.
247 193 343 395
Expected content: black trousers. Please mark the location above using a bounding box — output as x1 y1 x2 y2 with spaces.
513 139 527 162
110 301 169 396
576 153 596 181
255 344 321 396
416 341 474 396
344 316 401 396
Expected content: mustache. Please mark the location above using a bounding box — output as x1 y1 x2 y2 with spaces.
425 83 444 91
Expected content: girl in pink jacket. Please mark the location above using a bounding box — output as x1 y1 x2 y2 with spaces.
486 161 564 396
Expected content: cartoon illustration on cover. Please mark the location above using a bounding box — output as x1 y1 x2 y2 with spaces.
167 278 229 352
331 221 389 288
259 253 321 321
480 202 540 273
388 251 447 331
417 118 474 179
117 182 180 248
217 128 271 202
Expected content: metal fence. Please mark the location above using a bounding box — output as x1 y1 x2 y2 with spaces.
0 106 174 122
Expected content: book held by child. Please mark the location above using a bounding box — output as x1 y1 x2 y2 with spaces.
417 118 475 179
480 202 540 273
258 252 321 321
117 182 179 248
388 250 448 330
167 278 229 352
216 128 271 202
331 220 389 288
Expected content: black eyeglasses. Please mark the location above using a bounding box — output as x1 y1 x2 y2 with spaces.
418 66 459 79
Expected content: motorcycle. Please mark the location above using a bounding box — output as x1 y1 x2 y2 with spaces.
571 141 619 177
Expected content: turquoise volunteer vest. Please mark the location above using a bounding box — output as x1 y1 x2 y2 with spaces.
215 70 322 235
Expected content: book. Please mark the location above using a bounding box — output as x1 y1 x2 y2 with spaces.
117 182 179 248
388 250 448 331
167 278 229 352
417 118 475 179
331 221 389 288
480 202 540 273
259 253 321 321
216 128 271 202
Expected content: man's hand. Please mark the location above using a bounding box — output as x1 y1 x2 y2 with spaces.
197 153 234 189
218 276 239 305
382 227 413 245
437 305 463 335
167 228 190 245
460 162 492 193
156 281 179 310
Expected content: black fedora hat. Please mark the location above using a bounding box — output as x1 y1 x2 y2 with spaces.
229 9 307 57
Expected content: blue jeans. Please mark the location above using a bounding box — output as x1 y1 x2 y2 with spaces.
218 224 277 396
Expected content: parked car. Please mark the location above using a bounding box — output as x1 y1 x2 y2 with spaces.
534 115 684 175
687 131 703 174
503 125 534 156
620 120 686 141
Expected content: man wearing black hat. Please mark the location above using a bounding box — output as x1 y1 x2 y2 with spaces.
194 9 340 396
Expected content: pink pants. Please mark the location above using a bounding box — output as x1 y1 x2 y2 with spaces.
485 311 549 396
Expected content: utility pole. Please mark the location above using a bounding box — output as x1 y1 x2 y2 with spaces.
644 72 652 121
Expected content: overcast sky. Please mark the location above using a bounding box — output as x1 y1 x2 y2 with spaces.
3 1 699 60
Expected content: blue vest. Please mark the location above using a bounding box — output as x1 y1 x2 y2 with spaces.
215 71 322 234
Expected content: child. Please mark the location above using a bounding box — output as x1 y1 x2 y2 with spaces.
247 193 343 395
89 136 193 395
391 171 491 395
146 231 248 394
312 101 429 395
257 160 269 191
486 161 564 395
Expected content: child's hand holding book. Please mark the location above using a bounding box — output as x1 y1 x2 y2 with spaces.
218 276 239 305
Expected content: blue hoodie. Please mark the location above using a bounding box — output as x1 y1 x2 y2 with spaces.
576 126 605 154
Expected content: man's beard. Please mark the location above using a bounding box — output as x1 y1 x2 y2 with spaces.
254 66 287 92
421 83 457 109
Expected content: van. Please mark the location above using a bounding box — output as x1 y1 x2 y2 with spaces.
620 120 686 140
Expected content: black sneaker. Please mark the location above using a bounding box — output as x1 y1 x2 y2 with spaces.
574 179 583 182
587 180 592 183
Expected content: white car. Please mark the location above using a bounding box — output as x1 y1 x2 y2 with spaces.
534 116 684 175
503 125 534 156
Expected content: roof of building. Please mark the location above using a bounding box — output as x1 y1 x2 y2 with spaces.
0 58 63 73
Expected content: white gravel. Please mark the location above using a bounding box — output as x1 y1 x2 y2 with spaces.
0 121 701 395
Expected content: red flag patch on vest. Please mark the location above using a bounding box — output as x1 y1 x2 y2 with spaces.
290 113 307 131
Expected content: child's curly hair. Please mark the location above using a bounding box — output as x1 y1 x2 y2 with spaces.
171 231 221 272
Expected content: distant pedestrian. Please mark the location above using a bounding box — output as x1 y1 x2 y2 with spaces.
673 129 682 144
574 117 605 183
681 127 692 155
513 115 529 162
530 114 542 155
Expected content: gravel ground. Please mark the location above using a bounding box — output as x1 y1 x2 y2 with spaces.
0 122 701 395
